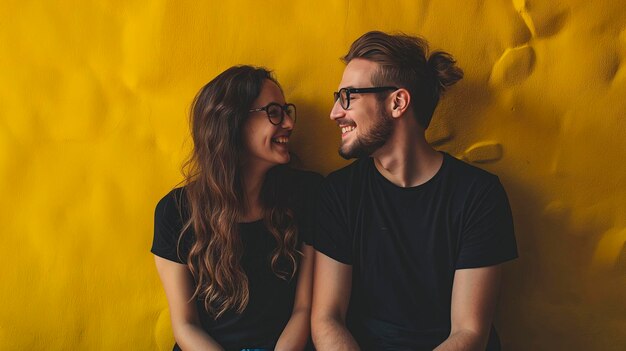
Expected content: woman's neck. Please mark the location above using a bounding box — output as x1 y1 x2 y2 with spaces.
240 163 270 222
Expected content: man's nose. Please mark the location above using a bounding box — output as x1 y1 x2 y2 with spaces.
330 99 345 121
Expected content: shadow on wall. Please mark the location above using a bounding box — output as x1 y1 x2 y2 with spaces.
497 176 626 350
289 98 349 175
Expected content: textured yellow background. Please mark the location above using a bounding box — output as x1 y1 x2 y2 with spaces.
1 0 625 350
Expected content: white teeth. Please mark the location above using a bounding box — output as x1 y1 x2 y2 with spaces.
341 126 356 134
272 136 289 144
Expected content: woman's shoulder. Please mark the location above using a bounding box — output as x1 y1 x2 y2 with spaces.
155 186 190 224
152 186 193 263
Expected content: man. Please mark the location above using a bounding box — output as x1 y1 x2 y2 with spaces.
311 31 518 351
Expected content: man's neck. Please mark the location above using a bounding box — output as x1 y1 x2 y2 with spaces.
372 122 443 188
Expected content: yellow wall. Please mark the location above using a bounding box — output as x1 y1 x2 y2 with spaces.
1 0 625 349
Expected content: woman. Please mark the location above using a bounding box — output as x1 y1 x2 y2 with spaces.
151 65 321 351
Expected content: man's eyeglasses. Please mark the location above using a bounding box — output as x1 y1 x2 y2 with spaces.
333 86 398 110
249 102 297 125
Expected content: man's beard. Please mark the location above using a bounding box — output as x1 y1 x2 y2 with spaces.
339 106 394 160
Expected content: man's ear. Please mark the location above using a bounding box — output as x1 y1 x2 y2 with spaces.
390 88 410 118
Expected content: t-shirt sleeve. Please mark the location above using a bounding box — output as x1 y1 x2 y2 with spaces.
314 178 353 265
297 172 324 246
456 177 518 269
151 189 188 264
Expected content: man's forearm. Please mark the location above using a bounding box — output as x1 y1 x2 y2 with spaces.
433 329 486 351
312 316 360 351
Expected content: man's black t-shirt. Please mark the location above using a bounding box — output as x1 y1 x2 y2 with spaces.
152 168 321 351
314 153 518 350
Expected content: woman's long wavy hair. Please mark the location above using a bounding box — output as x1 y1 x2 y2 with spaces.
178 65 299 319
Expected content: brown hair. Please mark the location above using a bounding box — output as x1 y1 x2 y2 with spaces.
343 31 463 128
179 65 298 318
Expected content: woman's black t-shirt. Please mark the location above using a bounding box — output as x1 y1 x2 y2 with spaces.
151 168 322 351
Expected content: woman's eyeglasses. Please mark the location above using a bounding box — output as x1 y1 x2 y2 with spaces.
249 103 297 125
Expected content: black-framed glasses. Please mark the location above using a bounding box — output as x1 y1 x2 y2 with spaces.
333 86 398 110
249 102 297 125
